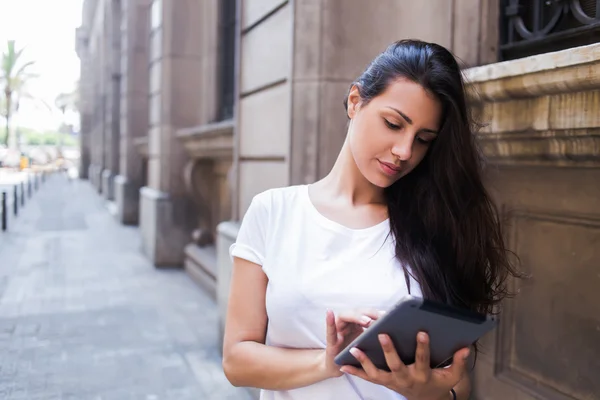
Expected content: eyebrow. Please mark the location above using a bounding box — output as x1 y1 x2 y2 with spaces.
386 106 438 135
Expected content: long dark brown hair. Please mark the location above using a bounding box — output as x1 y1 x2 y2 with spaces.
344 39 520 316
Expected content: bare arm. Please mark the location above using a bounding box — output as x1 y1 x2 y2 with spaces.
222 257 335 390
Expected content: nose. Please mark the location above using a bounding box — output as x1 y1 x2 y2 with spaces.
391 136 413 161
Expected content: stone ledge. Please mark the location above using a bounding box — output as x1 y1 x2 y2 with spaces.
177 119 234 160
464 43 600 101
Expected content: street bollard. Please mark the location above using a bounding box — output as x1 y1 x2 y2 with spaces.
13 185 18 216
28 179 32 198
1 192 6 231
20 182 25 206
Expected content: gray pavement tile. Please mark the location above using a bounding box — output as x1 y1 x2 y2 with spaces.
0 175 254 400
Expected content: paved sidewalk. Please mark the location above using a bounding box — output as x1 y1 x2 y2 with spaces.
0 175 252 400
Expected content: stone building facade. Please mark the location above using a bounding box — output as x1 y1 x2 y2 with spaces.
77 1 599 399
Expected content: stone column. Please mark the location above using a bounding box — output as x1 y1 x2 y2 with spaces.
90 2 106 192
115 0 151 224
101 0 122 200
92 3 108 193
139 0 202 266
76 23 92 179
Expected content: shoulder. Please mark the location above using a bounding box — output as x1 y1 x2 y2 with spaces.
247 184 306 213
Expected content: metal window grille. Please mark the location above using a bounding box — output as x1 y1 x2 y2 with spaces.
217 0 236 121
499 0 600 60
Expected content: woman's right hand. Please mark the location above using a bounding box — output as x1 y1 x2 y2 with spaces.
321 309 384 379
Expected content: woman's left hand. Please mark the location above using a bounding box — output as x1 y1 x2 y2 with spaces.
339 332 469 400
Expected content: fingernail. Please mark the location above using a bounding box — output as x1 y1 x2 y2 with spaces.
418 332 427 343
350 347 359 357
360 316 372 324
378 334 388 345
463 349 470 359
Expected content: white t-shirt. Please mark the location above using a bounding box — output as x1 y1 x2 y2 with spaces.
230 184 422 400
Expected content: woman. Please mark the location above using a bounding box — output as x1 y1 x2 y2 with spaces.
222 39 518 400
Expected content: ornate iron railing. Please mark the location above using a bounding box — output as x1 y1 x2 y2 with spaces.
499 0 600 60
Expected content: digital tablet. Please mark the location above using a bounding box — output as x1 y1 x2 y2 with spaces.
334 295 497 370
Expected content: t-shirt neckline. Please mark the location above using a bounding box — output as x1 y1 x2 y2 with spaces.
302 184 390 236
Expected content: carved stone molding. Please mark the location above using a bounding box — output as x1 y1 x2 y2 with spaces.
176 119 234 160
183 159 215 247
464 44 600 168
479 128 600 168
465 43 600 102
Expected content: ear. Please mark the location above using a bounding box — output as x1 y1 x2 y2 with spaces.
346 84 361 119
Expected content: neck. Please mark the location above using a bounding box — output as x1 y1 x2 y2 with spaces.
317 136 385 206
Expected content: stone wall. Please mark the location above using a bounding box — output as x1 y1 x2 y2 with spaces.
464 43 600 398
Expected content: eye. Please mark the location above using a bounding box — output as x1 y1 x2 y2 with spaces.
384 119 401 130
416 136 434 145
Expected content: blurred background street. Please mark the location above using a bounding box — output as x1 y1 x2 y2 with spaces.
0 172 251 400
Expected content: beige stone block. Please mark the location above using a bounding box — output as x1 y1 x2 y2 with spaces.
162 57 203 127
466 43 600 84
164 0 203 58
148 125 161 157
240 83 291 157
120 92 129 121
150 125 189 195
150 29 162 62
550 90 600 130
478 0 500 65
289 81 321 184
148 155 161 189
149 92 161 126
198 0 219 123
241 3 291 94
131 50 150 91
319 0 453 81
242 0 287 29
490 96 550 133
130 93 149 138
318 81 352 177
239 160 289 215
291 0 322 82
139 187 195 266
452 0 481 67
149 62 161 94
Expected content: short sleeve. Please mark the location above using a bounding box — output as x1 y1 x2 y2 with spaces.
229 192 270 266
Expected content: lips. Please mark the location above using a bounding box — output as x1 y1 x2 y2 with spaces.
378 160 402 176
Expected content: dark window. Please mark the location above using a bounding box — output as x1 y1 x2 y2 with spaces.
217 0 237 121
499 0 600 61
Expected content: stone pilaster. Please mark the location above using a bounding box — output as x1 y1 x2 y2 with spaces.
101 0 122 201
115 0 151 224
139 0 203 266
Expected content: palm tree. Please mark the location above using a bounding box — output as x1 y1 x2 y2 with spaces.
1 40 37 147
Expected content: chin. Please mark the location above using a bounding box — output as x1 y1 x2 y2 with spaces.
366 173 396 189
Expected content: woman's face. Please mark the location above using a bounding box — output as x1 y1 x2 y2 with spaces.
346 77 442 188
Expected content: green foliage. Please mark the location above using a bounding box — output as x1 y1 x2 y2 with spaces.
1 40 38 146
18 127 78 147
